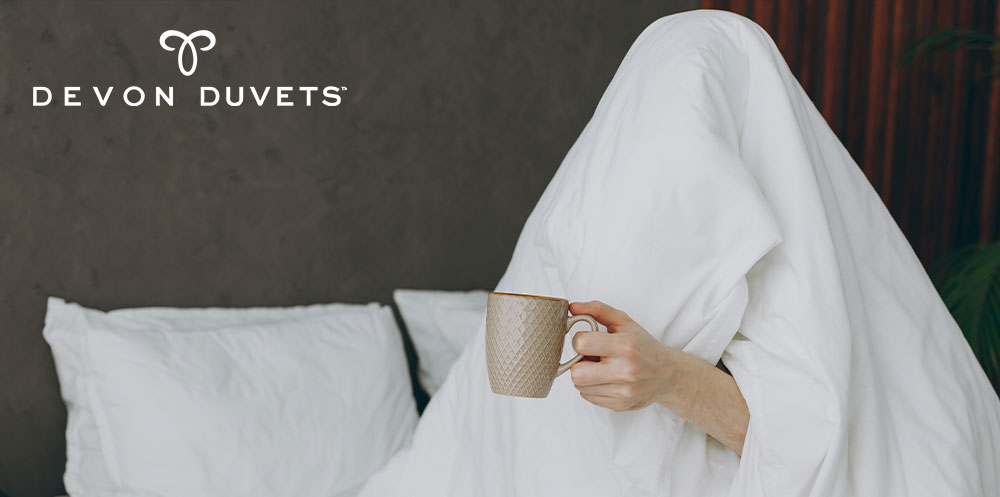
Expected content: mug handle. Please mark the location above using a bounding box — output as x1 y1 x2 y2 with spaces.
555 314 600 377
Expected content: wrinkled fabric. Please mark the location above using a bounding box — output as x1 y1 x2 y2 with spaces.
359 9 1000 497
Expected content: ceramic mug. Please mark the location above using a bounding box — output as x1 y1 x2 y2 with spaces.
485 292 600 398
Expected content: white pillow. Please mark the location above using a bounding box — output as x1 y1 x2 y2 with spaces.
43 297 417 497
392 289 487 395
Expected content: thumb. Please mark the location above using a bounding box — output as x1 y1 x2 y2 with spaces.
568 300 634 331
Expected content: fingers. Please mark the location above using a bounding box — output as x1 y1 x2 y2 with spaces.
571 330 621 357
569 360 607 386
569 359 629 387
574 383 623 396
579 393 632 412
579 392 616 404
572 364 640 412
569 300 633 330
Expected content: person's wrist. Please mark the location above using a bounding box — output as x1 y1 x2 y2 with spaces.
654 343 683 408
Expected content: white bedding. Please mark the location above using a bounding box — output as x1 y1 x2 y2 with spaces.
393 289 489 395
359 9 1000 497
44 299 417 497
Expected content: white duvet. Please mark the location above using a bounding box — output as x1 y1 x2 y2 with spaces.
360 9 1000 497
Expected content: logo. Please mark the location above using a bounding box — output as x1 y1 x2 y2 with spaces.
32 29 346 108
159 30 216 76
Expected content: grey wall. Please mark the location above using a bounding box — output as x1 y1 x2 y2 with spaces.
0 1 698 495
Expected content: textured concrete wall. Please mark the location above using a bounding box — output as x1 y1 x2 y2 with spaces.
0 1 697 495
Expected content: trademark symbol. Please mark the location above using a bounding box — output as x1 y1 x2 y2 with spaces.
341 87 347 91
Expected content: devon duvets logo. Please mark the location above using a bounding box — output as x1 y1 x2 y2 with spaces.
32 28 345 108
159 29 216 77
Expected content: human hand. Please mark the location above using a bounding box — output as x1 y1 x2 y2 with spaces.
568 301 676 412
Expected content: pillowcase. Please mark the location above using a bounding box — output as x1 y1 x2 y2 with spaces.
43 297 417 497
392 289 488 395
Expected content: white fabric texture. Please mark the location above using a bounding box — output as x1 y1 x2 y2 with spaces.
43 298 417 497
360 9 1000 497
393 289 488 395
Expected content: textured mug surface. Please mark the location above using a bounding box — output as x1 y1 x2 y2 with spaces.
485 292 599 398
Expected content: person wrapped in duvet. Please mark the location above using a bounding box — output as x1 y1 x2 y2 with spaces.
360 9 1000 497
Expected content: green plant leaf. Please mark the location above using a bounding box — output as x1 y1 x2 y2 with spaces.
902 25 1000 78
932 242 1000 395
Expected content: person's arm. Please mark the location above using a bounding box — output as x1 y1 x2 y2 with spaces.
568 300 749 455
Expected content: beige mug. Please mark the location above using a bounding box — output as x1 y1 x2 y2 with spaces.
485 292 600 398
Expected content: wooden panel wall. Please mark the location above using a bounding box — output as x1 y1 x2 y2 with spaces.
701 0 1000 265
